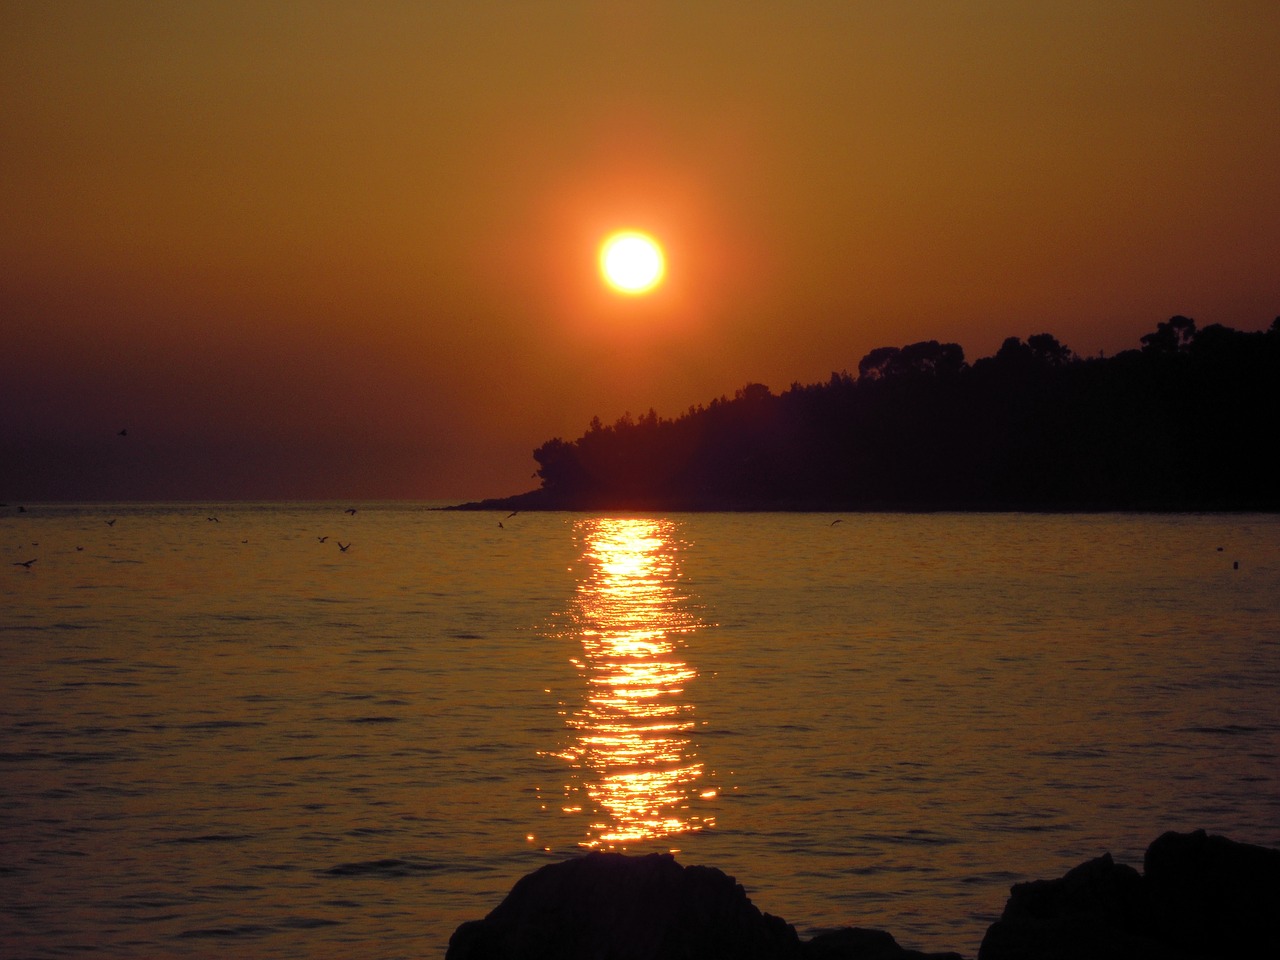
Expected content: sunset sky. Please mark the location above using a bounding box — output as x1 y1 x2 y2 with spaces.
4 1 1278 501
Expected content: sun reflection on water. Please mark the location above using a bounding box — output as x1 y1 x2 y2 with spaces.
550 517 714 849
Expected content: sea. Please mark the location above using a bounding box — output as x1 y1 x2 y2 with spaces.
3 504 1279 959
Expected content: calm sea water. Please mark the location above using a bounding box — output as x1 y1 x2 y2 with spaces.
3 504 1279 959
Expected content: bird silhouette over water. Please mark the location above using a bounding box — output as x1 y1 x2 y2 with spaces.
13 558 37 569
345 508 357 516
207 516 219 522
317 536 329 543
506 510 519 519
830 519 844 526
338 541 351 552
105 518 116 527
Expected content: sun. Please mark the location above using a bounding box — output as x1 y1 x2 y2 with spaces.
599 231 665 295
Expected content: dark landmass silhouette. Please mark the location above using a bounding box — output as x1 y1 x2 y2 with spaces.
447 829 1280 960
453 316 1280 512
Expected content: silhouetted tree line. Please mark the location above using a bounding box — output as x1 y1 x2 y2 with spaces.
487 316 1280 511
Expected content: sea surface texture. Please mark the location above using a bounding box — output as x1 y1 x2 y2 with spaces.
3 504 1279 958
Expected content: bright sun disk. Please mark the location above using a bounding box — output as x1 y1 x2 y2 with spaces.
600 231 665 295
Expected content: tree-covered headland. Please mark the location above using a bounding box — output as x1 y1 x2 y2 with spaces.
463 316 1280 511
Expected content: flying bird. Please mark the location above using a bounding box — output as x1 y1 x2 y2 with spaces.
345 508 357 516
207 516 219 522
338 541 351 552
506 510 519 519
829 519 844 526
317 536 329 543
105 518 116 527
13 559 37 569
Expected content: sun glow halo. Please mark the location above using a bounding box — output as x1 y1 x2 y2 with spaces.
600 231 665 295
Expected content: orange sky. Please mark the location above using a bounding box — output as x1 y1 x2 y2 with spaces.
3 1 1278 501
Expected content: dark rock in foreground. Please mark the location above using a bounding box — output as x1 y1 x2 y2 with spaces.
976 852 1153 959
979 829 1280 959
447 832 1279 960
446 853 798 960
446 851 960 960
805 927 965 960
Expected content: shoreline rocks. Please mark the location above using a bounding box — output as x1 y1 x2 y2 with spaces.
980 829 1280 959
447 831 1278 960
446 852 805 960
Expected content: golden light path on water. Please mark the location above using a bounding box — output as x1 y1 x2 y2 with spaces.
550 517 714 849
